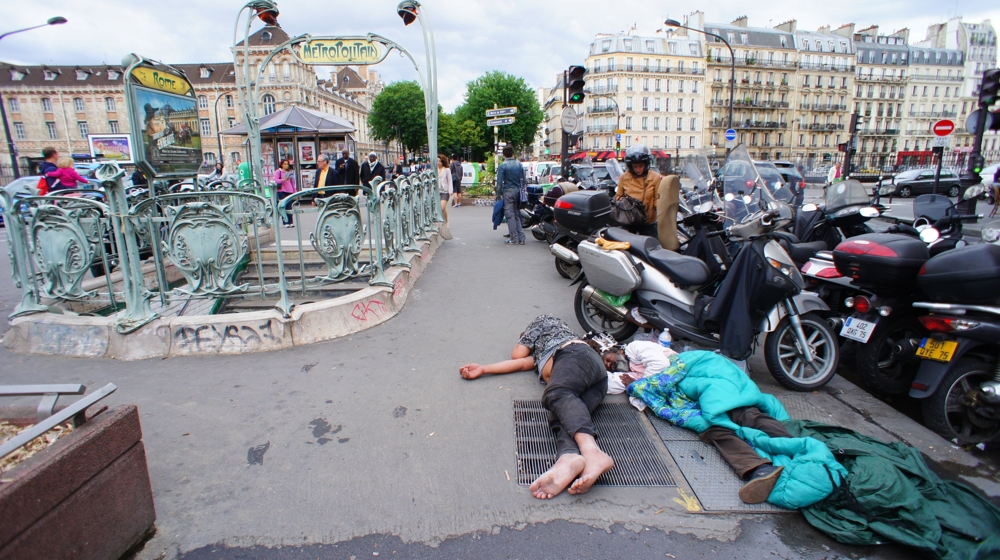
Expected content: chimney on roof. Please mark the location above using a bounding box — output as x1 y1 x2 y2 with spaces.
857 25 879 37
817 25 831 34
832 23 855 38
732 16 748 28
774 19 797 33
890 28 909 42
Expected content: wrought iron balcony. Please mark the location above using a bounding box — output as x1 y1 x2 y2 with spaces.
799 103 848 112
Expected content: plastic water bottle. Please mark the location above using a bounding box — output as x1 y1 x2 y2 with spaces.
657 330 672 349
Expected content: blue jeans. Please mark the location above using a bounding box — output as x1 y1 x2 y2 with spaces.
502 189 524 242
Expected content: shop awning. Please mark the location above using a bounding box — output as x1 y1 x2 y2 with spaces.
221 106 356 135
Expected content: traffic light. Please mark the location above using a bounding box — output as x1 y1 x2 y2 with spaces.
566 65 586 104
971 154 986 175
979 68 1000 106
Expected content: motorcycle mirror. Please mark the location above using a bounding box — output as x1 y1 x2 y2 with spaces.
919 228 940 243
743 195 753 204
724 193 735 202
859 207 880 218
801 203 819 212
963 185 986 200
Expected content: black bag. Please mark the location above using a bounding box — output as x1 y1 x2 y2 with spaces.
611 195 647 227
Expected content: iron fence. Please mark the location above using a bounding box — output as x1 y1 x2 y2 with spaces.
1 162 440 332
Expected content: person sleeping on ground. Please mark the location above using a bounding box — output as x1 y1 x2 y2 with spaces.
458 315 616 500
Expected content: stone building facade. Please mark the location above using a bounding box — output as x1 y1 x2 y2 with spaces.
0 26 391 175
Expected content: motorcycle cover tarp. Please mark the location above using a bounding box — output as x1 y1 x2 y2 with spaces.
787 421 1000 560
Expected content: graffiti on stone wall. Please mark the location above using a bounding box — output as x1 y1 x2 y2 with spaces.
173 319 280 353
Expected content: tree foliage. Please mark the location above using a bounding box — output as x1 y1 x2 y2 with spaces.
454 71 544 158
368 81 427 155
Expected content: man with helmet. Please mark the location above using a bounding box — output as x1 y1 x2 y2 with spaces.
459 315 615 499
616 144 680 250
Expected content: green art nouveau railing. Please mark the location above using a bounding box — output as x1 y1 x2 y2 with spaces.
1 163 441 334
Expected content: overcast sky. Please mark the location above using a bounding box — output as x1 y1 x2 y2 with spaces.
2 0 997 112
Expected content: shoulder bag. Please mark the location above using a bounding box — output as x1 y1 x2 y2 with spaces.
612 178 648 227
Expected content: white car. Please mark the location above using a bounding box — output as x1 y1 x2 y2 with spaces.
982 163 999 187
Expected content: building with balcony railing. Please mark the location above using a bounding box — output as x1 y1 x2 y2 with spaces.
900 44 969 152
851 26 911 153
583 29 705 156
917 17 998 152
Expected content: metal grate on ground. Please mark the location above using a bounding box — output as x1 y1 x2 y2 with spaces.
513 400 676 487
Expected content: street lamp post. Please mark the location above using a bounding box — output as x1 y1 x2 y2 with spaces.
602 96 622 157
664 19 735 133
214 92 229 167
0 16 68 179
397 0 443 222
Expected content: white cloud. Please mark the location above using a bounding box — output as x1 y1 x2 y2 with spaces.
2 0 997 112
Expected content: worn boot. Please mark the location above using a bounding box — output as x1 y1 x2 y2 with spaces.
738 464 783 504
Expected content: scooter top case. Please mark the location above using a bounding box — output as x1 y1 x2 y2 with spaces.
832 233 929 291
553 190 612 234
917 243 1000 304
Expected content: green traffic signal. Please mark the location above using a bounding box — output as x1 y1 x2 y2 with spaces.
566 65 587 105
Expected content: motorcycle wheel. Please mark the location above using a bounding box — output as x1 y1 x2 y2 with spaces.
573 283 638 342
764 312 840 391
922 358 1000 445
555 257 581 279
854 317 922 397
532 226 547 241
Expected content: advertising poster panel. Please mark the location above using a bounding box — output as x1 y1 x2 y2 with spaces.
88 134 135 163
133 86 201 175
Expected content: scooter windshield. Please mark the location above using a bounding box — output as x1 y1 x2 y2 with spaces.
682 150 718 214
605 158 623 185
825 179 871 214
720 145 763 224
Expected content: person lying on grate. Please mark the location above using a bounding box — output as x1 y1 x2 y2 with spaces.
459 315 615 499
600 345 788 505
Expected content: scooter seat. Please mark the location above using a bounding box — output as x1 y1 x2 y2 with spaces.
604 227 711 287
788 241 828 264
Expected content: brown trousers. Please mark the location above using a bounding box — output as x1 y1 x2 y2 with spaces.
699 406 791 479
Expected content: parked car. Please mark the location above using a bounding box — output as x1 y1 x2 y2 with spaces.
756 161 805 206
875 168 962 198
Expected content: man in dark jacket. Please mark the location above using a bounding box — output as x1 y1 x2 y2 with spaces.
360 152 386 189
335 149 360 186
449 153 464 207
313 154 343 196
39 146 59 191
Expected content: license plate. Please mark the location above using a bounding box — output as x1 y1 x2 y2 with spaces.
915 338 958 362
840 317 876 343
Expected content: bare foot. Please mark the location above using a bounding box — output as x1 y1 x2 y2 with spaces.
530 454 585 499
569 448 613 495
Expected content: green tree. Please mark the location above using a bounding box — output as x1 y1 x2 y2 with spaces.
368 81 427 157
454 71 544 158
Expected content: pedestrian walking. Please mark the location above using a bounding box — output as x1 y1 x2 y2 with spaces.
449 153 464 207
361 152 386 191
45 156 88 192
335 149 360 186
496 146 526 244
313 154 342 196
437 154 452 226
273 160 297 227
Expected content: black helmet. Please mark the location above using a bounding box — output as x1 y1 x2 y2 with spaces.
624 144 652 177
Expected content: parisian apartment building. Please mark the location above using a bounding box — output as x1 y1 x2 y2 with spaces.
562 13 997 167
0 26 389 174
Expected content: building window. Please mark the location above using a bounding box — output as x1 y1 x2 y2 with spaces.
109 120 119 133
229 118 236 129
200 67 211 79
46 122 58 139
690 118 697 131
626 97 633 110
13 122 25 140
283 62 291 80
198 95 208 109
42 98 53 112
653 117 660 130
200 119 212 137
607 57 615 71
689 136 696 149
643 78 649 91
105 97 116 111
78 121 89 138
262 94 276 115
8 98 19 112
642 97 649 111
43 69 58 80
641 117 648 130
226 95 234 108
73 97 85 112
204 152 216 163
626 78 634 91
230 151 240 163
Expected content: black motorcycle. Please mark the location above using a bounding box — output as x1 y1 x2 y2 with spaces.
909 236 1000 446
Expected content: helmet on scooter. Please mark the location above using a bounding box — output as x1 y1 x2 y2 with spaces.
624 144 652 178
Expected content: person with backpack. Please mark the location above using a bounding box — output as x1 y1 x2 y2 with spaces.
495 146 526 244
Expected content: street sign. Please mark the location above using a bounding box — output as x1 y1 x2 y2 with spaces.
615 133 622 142
931 136 952 148
965 109 994 135
932 119 955 137
724 129 737 142
561 106 578 134
486 107 517 118
614 129 626 134
487 117 515 127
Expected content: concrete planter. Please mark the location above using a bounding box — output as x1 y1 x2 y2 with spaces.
0 405 155 560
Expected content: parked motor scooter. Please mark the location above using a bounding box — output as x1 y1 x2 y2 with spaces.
832 188 984 397
908 215 1000 445
573 146 839 391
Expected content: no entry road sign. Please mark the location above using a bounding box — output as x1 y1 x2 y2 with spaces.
932 119 955 137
